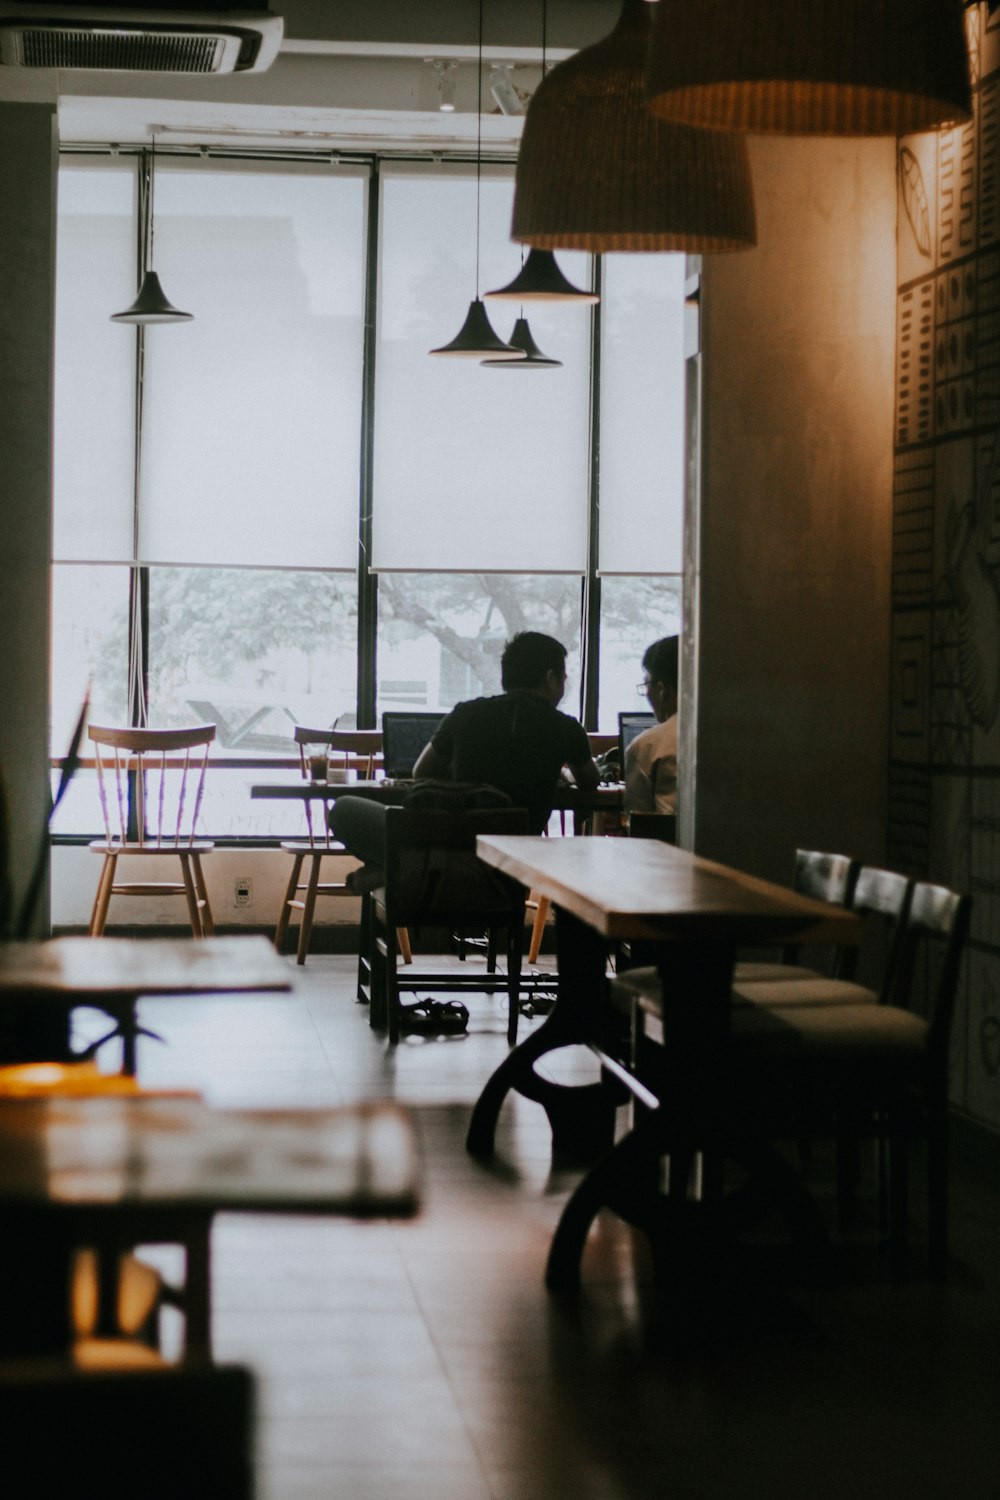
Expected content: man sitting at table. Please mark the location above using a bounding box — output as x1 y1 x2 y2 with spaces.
330 631 599 879
624 635 678 815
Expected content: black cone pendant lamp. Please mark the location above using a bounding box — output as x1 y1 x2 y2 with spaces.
485 247 598 304
485 2 597 305
112 130 192 324
430 0 523 359
482 315 562 368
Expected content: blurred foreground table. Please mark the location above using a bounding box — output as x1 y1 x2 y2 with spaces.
0 1095 421 1358
0 936 292 1073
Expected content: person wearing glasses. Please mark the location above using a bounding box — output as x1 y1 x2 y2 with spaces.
625 635 678 815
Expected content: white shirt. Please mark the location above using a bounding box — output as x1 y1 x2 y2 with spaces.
624 714 678 814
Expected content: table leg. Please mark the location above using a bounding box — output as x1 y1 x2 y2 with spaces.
182 1218 214 1361
0 1210 74 1356
545 938 832 1291
467 908 619 1161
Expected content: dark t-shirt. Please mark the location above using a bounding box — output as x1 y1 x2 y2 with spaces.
430 692 591 834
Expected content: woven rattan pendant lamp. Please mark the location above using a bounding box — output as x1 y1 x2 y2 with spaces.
429 0 523 359
511 0 756 254
112 131 192 324
646 0 972 136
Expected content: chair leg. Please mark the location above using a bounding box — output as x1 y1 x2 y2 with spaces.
357 893 373 1004
396 928 413 965
296 855 323 966
89 853 118 937
527 895 549 964
927 1106 949 1283
274 855 304 953
506 919 522 1047
385 927 401 1045
191 854 215 937
178 854 204 937
888 1124 909 1280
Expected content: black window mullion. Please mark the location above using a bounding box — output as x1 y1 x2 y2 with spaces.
356 159 380 729
581 254 603 730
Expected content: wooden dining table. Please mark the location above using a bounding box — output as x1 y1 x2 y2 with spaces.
468 835 861 1288
0 1094 421 1359
250 776 624 825
0 935 292 1074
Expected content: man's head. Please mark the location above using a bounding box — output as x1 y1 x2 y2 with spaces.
641 635 679 723
501 631 568 705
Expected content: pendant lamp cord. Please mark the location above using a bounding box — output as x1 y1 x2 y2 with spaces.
475 0 483 297
147 131 156 272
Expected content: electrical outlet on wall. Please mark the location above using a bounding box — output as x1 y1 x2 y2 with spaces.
234 878 252 908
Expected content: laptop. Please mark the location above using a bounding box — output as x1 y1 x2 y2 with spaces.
380 711 444 780
617 711 656 774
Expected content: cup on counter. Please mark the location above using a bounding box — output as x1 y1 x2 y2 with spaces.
308 753 329 782
327 766 353 784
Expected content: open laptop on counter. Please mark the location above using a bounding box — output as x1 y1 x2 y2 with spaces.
380 711 444 782
617 711 655 778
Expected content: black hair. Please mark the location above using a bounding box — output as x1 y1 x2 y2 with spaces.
500 631 568 691
641 635 679 691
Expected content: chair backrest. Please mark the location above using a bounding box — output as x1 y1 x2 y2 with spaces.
775 849 858 970
382 806 529 922
292 725 383 780
839 865 914 997
892 880 972 1065
89 725 215 849
627 811 677 843
292 726 383 850
587 732 618 758
792 849 858 907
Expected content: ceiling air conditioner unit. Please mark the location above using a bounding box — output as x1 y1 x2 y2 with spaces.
0 4 283 74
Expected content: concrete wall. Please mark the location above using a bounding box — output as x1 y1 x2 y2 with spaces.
686 136 897 885
0 103 57 936
887 8 1000 1130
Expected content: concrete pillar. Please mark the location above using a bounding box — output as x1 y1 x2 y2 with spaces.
0 102 58 934
683 136 897 883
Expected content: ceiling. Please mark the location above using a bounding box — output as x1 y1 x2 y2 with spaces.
0 1 621 153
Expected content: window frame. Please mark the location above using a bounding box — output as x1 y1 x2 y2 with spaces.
51 145 684 843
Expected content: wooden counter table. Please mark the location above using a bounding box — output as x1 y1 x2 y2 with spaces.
467 835 860 1289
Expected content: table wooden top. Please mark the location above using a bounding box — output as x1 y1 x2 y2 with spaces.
476 835 862 945
0 936 292 999
251 779 623 808
0 1096 420 1217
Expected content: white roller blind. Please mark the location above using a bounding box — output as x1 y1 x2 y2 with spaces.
598 253 686 575
139 160 366 570
373 162 592 573
53 159 138 563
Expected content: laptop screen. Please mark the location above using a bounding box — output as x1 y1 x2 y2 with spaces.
380 711 444 779
618 711 656 772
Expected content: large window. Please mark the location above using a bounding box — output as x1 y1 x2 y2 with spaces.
52 151 686 835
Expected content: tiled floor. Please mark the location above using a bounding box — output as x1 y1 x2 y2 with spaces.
121 953 1000 1500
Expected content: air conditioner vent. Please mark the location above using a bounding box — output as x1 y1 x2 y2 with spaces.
10 26 229 72
0 8 282 74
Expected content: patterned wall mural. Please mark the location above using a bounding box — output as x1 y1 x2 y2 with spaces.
893 4 1000 1127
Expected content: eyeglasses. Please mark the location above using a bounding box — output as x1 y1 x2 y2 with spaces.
636 681 652 696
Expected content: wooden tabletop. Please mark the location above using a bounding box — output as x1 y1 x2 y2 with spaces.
476 835 861 945
251 779 623 808
0 1096 420 1218
0 936 292 999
